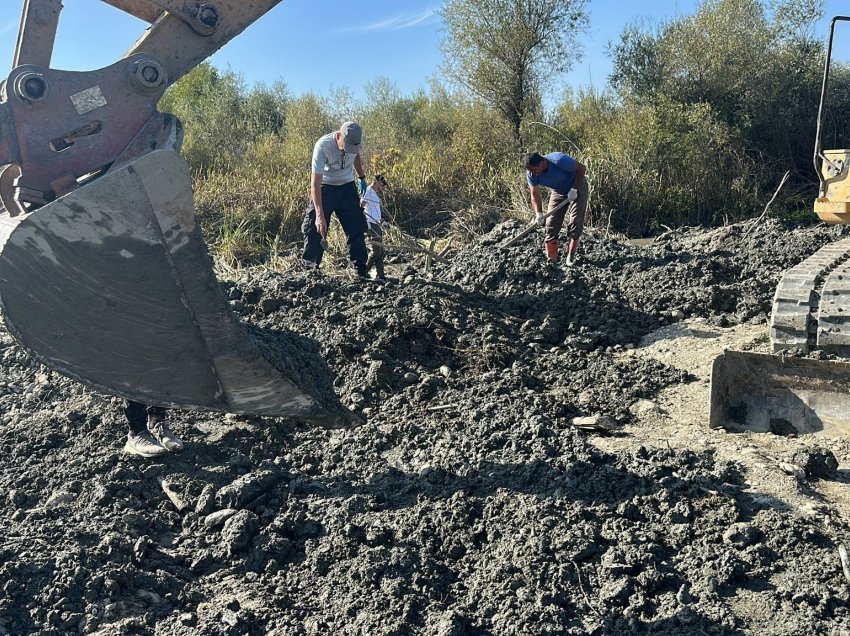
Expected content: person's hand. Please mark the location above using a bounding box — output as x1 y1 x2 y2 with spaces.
535 211 546 226
358 178 367 196
567 188 578 202
315 213 328 238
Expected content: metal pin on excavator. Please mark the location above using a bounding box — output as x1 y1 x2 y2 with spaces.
709 15 850 436
0 0 329 421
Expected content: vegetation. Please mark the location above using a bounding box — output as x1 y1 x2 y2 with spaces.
439 0 589 143
157 0 850 268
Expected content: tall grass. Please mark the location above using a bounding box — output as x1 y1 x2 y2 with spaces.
161 54 839 269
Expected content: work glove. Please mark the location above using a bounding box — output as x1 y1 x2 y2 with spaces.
567 187 578 202
358 178 367 196
534 211 546 226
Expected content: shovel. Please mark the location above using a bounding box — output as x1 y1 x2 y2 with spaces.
504 199 576 248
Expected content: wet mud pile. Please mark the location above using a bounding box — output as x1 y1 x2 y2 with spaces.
2 219 850 635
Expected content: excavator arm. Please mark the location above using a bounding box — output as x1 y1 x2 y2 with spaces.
1 0 283 210
0 1 333 422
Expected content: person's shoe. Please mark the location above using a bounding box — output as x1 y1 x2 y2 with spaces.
302 259 319 271
148 418 184 452
374 271 387 282
565 251 578 266
124 431 168 457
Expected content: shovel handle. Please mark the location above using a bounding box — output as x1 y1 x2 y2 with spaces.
504 199 575 248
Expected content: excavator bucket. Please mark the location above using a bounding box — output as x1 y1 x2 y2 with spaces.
709 350 850 436
0 149 328 421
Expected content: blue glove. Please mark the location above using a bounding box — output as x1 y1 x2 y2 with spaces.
358 178 367 196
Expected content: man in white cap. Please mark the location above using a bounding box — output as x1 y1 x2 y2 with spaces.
301 122 369 277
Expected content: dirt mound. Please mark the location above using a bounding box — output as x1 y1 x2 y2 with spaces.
2 219 850 634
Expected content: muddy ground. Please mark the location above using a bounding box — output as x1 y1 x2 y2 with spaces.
3 218 850 635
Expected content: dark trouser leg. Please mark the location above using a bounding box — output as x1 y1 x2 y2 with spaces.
566 176 589 243
334 186 368 274
545 191 568 245
367 223 385 276
124 401 168 435
301 200 332 267
124 400 148 435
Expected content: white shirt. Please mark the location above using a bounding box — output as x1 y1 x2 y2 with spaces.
361 186 382 224
311 132 356 185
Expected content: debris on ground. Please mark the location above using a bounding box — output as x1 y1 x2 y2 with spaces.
1 219 850 634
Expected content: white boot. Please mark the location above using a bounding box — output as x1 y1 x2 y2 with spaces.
148 418 184 452
124 431 168 457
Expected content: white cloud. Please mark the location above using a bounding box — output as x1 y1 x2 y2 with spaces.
338 7 438 34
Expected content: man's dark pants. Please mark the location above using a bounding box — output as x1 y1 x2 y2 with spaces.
301 182 368 273
124 400 166 435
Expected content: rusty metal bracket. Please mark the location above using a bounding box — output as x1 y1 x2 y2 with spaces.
126 0 283 85
14 0 62 68
0 0 284 207
101 0 224 36
1 55 166 204
3 1 166 206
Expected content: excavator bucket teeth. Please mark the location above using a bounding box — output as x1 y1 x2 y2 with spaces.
709 350 850 436
0 149 325 420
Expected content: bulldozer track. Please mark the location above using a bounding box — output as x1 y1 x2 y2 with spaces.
771 237 850 354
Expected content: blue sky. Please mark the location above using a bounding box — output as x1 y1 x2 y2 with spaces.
1 0 849 100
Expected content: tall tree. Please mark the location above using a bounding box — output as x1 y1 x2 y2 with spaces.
440 0 588 143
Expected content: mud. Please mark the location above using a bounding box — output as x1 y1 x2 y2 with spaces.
2 218 850 635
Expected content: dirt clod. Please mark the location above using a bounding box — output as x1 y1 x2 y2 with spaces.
791 446 840 480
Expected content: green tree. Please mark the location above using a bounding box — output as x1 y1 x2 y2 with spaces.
440 0 588 143
158 62 247 170
242 82 289 138
610 0 774 120
607 0 849 212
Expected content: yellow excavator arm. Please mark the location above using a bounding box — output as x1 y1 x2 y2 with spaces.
814 16 850 223
0 1 332 422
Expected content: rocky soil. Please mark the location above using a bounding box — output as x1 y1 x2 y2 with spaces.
3 218 850 635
